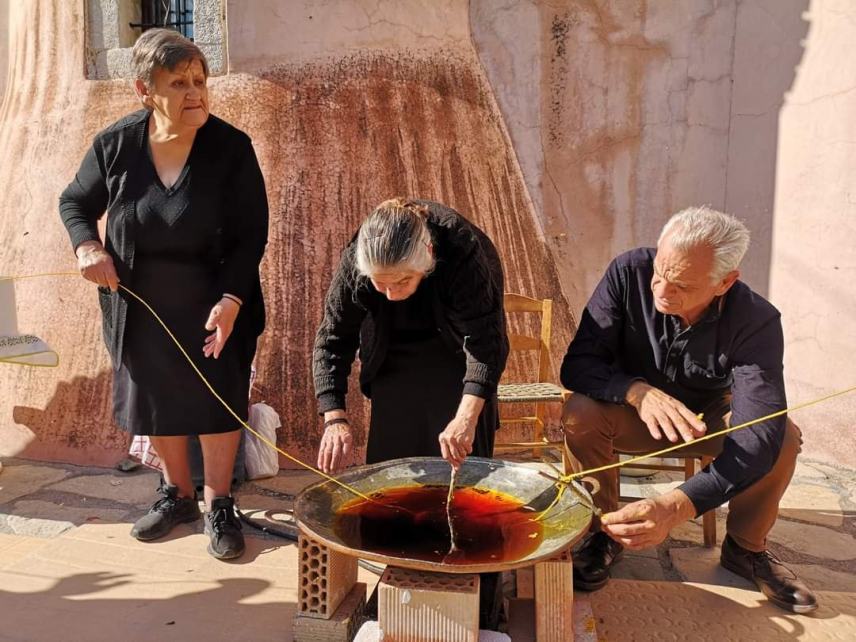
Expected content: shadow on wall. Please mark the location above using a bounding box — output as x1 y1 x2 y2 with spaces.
12 370 129 467
212 52 576 463
729 0 810 296
472 1 810 303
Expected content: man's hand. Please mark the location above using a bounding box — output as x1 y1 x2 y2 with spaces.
317 411 352 473
438 394 485 469
76 240 119 292
625 381 706 443
601 489 697 549
203 297 240 359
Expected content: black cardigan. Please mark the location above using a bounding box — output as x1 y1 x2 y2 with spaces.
59 109 268 367
313 201 509 413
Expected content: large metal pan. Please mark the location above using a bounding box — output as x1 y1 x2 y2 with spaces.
294 456 594 574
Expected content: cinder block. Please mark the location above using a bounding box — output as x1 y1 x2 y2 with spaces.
298 532 358 619
378 566 480 642
293 582 367 642
534 548 574 642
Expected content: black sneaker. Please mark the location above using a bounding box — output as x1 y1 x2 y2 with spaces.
204 496 245 560
130 483 200 541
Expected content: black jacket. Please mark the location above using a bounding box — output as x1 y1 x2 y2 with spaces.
561 247 787 515
313 201 509 412
59 109 268 367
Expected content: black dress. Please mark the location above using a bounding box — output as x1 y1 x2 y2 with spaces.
113 145 253 436
366 276 497 463
364 276 501 629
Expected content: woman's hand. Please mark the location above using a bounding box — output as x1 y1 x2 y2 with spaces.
438 394 485 470
203 296 240 359
76 241 119 291
317 412 353 474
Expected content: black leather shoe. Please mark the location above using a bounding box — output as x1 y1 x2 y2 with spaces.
573 531 624 591
720 534 818 614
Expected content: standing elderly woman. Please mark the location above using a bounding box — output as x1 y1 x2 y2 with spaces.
313 198 509 628
59 29 268 560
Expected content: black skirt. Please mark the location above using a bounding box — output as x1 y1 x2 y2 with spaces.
112 159 254 437
366 333 497 463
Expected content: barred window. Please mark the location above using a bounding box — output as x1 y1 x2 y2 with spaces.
86 0 224 80
132 0 195 41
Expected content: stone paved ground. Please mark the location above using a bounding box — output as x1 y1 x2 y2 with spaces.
0 456 854 640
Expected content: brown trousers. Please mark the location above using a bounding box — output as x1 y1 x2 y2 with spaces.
562 393 802 552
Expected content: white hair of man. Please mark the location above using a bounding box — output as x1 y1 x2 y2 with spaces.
659 206 751 282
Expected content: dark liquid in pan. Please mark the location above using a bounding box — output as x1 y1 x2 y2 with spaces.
333 485 544 565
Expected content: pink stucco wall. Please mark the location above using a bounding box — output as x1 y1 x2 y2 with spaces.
470 0 855 468
0 1 572 467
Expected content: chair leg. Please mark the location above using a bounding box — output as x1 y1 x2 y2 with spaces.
698 456 717 547
702 510 717 548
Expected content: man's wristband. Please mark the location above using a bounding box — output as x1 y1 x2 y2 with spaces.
222 293 242 306
324 417 350 429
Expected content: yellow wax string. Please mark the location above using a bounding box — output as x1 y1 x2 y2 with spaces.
562 385 856 482
2 272 375 504
6 273 856 516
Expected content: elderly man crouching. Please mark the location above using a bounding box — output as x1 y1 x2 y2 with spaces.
561 206 816 613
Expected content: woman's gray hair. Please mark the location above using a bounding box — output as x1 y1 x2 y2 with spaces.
131 28 209 88
355 198 436 277
659 206 751 281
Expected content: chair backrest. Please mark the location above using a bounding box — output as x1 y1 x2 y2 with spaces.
504 293 553 383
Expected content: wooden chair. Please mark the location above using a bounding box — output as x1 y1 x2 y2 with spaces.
617 453 717 547
494 293 571 472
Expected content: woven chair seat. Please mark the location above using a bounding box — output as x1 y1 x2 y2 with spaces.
497 382 566 403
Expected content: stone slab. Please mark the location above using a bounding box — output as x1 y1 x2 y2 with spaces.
591 579 856 640
669 513 727 545
4 500 129 538
46 471 161 507
0 464 69 504
623 546 660 560
779 482 844 528
250 470 320 498
669 547 754 589
0 532 51 569
769 520 856 561
793 460 831 480
790 564 856 593
612 555 667 582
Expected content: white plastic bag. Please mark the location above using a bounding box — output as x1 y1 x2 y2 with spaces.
245 402 281 480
